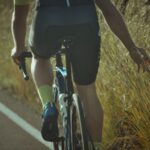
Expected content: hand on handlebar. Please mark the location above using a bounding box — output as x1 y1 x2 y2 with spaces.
129 47 150 73
11 47 27 65
11 47 32 80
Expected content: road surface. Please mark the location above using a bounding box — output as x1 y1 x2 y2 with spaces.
0 88 54 150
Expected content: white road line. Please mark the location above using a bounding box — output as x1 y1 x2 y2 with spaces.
0 102 53 149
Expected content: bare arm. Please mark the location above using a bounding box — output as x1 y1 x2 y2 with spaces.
12 5 29 50
95 0 135 51
11 5 29 63
95 0 150 72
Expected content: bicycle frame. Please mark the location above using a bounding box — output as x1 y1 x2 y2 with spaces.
53 48 96 150
53 49 75 150
19 38 96 150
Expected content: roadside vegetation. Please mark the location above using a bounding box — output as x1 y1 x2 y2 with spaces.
0 0 150 149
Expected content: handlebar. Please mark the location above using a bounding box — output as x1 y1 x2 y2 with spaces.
19 51 32 80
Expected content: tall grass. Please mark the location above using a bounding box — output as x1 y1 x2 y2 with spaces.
96 0 150 149
0 0 40 109
0 0 150 149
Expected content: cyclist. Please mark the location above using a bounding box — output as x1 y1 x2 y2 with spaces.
11 0 150 149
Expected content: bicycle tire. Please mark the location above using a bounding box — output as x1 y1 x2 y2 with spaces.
70 94 89 150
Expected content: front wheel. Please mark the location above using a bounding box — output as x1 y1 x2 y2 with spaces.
70 94 90 150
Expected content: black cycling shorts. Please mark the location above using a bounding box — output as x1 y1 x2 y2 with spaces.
29 5 101 85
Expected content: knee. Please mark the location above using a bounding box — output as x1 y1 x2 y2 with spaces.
76 82 96 93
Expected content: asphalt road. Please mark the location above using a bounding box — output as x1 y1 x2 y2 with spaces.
0 88 53 150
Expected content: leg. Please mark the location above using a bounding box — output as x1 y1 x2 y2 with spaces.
31 55 53 88
31 55 59 141
68 22 102 144
28 7 60 141
31 55 54 107
76 82 104 143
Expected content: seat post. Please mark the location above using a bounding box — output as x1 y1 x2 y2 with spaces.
56 52 63 67
57 36 75 94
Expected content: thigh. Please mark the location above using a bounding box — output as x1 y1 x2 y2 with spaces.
69 23 101 85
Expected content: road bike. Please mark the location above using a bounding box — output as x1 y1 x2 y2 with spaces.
19 36 96 150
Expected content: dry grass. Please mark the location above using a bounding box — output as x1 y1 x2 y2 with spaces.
96 0 150 149
0 0 150 149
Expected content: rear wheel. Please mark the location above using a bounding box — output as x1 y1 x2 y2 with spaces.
70 94 89 150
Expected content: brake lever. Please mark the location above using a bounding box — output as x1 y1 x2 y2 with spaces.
18 51 32 80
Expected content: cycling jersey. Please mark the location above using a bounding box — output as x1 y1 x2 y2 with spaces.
14 0 31 5
14 0 94 7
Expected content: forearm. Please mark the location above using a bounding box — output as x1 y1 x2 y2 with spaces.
105 9 135 50
96 1 135 52
11 5 29 50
